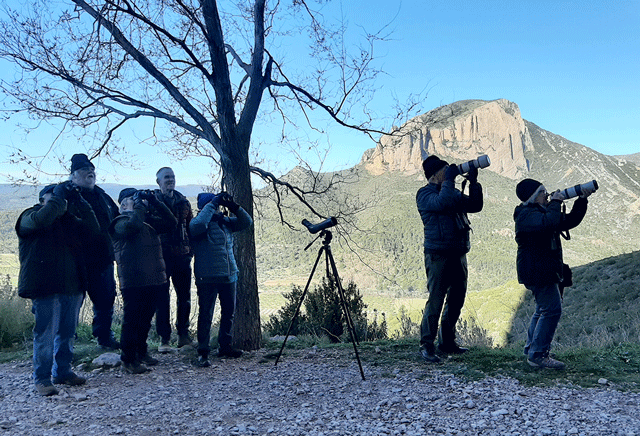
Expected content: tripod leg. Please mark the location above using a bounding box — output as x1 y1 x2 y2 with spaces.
274 246 325 366
326 246 366 381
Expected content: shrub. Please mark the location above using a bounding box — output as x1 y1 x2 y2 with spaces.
264 276 387 342
0 275 33 349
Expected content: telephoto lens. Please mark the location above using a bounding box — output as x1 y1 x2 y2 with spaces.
559 180 599 199
457 155 491 174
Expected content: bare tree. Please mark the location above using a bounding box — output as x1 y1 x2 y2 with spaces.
0 0 421 349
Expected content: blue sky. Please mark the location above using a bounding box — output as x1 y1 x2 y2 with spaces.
0 0 638 186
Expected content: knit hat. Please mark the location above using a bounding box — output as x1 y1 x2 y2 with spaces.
422 155 448 179
70 154 95 173
197 192 218 210
39 184 56 200
516 178 544 203
118 188 137 204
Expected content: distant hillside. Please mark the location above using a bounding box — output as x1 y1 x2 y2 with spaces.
617 152 640 166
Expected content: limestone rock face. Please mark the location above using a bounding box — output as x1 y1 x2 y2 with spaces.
361 99 531 180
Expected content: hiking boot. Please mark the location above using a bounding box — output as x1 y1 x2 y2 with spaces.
195 355 211 368
157 340 172 354
139 354 159 366
99 338 121 351
527 355 566 370
177 334 193 348
217 347 243 358
35 383 59 396
122 361 150 374
438 343 469 355
419 346 440 363
53 373 86 386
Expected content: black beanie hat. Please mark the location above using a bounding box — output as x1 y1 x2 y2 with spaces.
70 154 95 173
118 188 137 204
39 184 56 200
422 155 448 179
516 178 543 202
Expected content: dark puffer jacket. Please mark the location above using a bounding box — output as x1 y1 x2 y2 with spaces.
16 195 100 299
67 185 120 270
514 197 588 286
416 179 483 255
109 200 177 290
189 203 252 284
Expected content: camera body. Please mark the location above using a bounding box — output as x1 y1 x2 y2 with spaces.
457 155 491 174
559 180 598 200
302 217 338 234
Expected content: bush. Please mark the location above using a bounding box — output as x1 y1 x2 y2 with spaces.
0 275 33 349
264 276 387 342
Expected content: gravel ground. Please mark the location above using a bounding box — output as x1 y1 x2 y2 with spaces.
1 346 639 436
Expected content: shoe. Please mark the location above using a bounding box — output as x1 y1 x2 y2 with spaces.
99 338 121 351
527 355 566 370
122 361 150 374
157 340 172 354
437 343 469 355
177 335 193 348
217 347 243 358
139 354 159 366
53 373 86 386
419 346 441 363
35 383 59 396
195 355 211 368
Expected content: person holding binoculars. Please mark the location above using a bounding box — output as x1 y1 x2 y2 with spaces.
190 192 252 368
416 155 484 363
514 178 595 370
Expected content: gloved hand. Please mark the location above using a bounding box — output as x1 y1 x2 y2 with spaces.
52 183 68 199
131 191 147 210
465 166 479 183
550 190 565 202
218 192 239 212
444 165 459 182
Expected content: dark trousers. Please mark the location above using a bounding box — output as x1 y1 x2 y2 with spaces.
420 252 468 348
86 263 117 345
155 257 192 341
120 284 163 364
196 282 236 358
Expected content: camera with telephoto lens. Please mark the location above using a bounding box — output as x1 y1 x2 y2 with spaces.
457 155 491 174
559 180 598 200
302 217 338 234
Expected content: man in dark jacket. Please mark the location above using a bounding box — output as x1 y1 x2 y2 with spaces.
110 188 177 374
514 178 593 369
153 167 193 350
190 192 252 367
67 154 120 349
16 183 100 395
416 155 483 363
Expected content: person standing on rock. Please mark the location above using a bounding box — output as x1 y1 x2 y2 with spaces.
153 167 194 352
416 155 484 363
66 153 121 350
16 183 101 395
109 188 177 374
514 178 593 370
190 192 252 367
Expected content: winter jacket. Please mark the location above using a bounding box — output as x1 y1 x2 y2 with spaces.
514 197 588 286
189 203 252 284
109 200 177 290
16 195 100 299
153 189 192 268
67 185 119 270
416 179 483 255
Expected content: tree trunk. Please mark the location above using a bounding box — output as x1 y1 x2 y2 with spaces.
224 152 261 351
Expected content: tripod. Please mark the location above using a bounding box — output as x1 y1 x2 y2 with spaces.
274 229 366 380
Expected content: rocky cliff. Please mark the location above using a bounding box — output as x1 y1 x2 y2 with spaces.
361 99 531 180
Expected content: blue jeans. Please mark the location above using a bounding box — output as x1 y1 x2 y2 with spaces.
420 253 468 348
525 283 562 359
196 282 236 357
86 263 117 345
32 293 84 385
